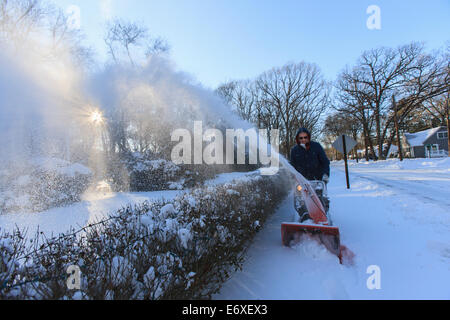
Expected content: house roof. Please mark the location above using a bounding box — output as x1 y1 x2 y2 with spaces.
404 127 443 147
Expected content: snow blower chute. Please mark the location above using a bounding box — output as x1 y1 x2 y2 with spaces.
281 175 353 265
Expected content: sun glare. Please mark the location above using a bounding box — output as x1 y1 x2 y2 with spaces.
90 110 104 125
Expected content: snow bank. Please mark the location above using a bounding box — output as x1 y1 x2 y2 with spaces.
335 157 450 171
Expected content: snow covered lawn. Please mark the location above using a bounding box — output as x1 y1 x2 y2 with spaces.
215 158 450 299
0 171 254 237
0 191 181 237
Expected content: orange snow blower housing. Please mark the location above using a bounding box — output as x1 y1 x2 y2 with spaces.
281 176 354 265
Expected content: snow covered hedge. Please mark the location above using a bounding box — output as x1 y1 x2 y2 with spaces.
0 169 289 299
105 151 241 192
0 158 92 214
105 152 193 192
128 156 185 191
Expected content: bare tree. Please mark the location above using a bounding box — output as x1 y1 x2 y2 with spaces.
47 7 94 67
145 36 170 57
216 62 330 156
335 43 449 160
335 66 381 160
323 112 360 141
0 0 93 68
0 0 46 43
420 46 450 126
216 80 256 122
256 62 330 156
421 93 449 125
105 19 169 65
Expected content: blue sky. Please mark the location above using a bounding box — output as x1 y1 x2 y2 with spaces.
52 0 450 89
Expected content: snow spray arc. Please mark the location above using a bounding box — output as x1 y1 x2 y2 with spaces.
171 121 280 175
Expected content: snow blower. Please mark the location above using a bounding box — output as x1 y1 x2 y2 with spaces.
281 175 354 265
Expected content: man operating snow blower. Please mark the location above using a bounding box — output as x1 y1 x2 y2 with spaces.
290 128 330 222
290 128 330 182
281 127 353 264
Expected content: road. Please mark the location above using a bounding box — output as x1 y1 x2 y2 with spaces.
333 160 450 209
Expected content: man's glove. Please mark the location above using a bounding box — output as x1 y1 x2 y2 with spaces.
322 174 329 184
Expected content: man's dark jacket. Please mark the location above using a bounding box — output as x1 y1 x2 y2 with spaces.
290 142 330 181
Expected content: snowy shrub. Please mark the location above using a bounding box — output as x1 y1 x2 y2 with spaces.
0 231 27 298
104 152 241 192
103 152 187 192
129 157 183 191
0 158 92 214
0 168 289 300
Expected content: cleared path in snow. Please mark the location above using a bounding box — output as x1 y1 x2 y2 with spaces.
214 187 354 300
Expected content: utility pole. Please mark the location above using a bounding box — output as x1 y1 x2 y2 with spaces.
393 95 403 161
447 94 449 157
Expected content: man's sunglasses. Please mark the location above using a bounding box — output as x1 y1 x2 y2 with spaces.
298 136 309 140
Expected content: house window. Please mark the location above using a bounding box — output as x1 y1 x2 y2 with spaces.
437 131 448 139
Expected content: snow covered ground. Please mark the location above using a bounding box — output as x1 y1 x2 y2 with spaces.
344 157 450 209
1 159 449 299
0 171 252 238
215 158 450 300
0 190 181 237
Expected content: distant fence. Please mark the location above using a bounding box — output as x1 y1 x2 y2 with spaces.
427 149 448 158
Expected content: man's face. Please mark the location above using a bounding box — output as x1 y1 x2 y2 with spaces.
298 133 309 144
